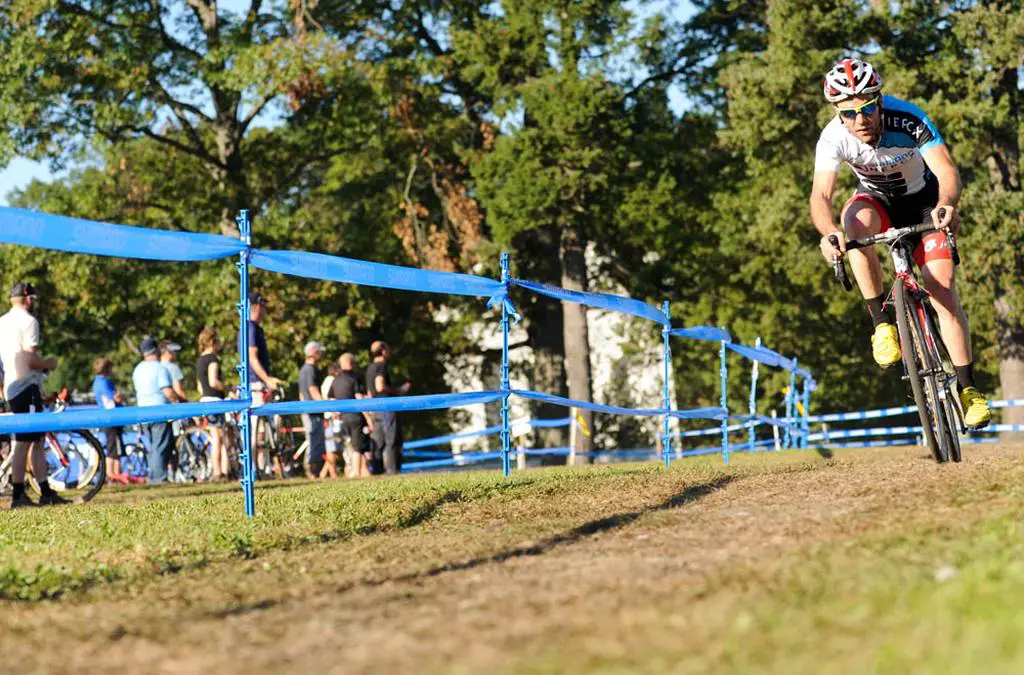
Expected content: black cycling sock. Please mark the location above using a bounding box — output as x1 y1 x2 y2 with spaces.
865 293 891 328
38 480 54 496
12 483 24 499
955 363 977 392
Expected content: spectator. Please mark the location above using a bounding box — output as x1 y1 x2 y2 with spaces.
321 362 341 468
133 336 183 483
0 282 67 507
299 341 328 478
240 291 282 475
159 340 188 402
196 327 229 482
330 352 373 478
92 358 129 485
321 361 340 400
366 340 411 475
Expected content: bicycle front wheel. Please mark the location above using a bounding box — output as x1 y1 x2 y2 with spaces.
28 429 107 503
895 284 950 463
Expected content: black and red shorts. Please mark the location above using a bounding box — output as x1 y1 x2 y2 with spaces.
842 179 952 268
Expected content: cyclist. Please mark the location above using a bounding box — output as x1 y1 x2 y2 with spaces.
809 57 990 429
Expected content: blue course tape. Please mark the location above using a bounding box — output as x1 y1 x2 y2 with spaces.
404 424 503 450
251 249 501 297
807 405 918 423
669 326 732 342
529 417 574 428
0 206 244 261
511 278 668 326
255 391 503 416
0 399 251 434
725 342 797 370
511 390 727 420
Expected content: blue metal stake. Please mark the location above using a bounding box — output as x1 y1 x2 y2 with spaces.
748 336 761 453
235 209 255 517
661 301 672 469
720 340 730 465
784 361 797 449
801 378 812 449
499 252 512 476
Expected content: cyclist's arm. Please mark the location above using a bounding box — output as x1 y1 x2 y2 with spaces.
921 144 961 207
809 170 840 236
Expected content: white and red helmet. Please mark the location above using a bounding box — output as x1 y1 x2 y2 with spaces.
822 58 883 103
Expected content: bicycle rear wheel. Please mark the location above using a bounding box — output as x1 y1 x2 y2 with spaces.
27 429 106 503
895 284 950 463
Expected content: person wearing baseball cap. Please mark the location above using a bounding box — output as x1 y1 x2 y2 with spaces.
0 281 67 507
133 335 185 484
299 340 328 477
158 339 188 402
239 289 282 475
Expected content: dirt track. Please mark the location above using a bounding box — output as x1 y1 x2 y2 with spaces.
4 444 1023 675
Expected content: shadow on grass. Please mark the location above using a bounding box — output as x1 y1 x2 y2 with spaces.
384 475 734 585
814 446 835 460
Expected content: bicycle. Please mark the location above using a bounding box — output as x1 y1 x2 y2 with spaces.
0 390 107 503
830 212 965 463
121 421 213 483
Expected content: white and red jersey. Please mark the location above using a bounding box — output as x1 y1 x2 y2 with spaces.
814 95 945 199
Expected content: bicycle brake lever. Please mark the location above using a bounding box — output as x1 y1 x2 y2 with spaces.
935 207 961 266
829 235 853 291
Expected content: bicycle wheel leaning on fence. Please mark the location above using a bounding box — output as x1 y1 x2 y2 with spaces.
831 216 965 463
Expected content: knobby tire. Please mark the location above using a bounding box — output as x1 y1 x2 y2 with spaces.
895 284 949 463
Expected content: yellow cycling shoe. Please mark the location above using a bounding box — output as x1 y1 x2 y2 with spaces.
960 387 991 429
871 323 902 368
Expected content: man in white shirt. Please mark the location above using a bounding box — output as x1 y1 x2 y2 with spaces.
0 282 68 508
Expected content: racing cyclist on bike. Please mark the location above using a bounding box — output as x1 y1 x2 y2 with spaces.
809 58 990 429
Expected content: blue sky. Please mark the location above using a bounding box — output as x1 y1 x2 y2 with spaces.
0 1 691 206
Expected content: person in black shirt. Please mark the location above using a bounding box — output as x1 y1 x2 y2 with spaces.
366 340 411 474
299 341 327 478
330 352 374 478
196 327 229 481
238 291 282 475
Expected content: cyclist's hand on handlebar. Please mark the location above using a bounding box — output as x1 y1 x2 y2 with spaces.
931 205 959 235
820 231 846 262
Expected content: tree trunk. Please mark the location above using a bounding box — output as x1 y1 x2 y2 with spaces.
516 225 569 462
560 224 594 462
989 66 1023 436
995 293 1024 430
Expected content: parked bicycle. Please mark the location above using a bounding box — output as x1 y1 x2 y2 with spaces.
121 420 213 483
831 212 965 463
0 389 106 503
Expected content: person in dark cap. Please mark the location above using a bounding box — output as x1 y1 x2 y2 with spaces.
0 282 67 507
239 290 282 475
132 335 184 484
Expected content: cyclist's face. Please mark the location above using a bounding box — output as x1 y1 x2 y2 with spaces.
837 95 881 144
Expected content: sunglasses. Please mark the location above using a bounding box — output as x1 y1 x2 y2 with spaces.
837 97 880 120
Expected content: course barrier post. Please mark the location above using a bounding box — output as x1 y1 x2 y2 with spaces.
784 361 797 449
720 340 730 465
748 336 761 452
235 209 256 517
499 251 512 477
661 301 672 469
800 378 812 449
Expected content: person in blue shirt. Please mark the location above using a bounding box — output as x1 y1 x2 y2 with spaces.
132 336 184 483
92 358 129 485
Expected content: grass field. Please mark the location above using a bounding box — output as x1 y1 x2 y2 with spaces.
3 444 1024 674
